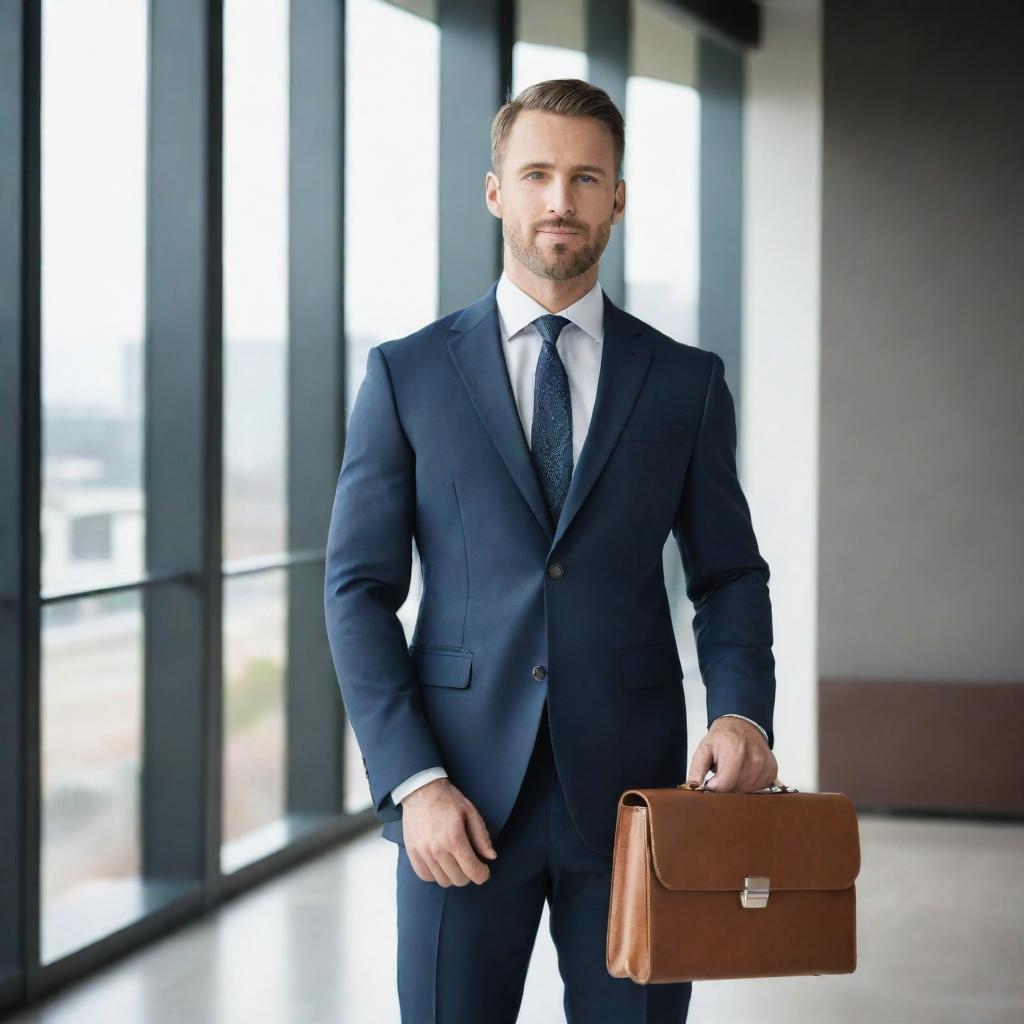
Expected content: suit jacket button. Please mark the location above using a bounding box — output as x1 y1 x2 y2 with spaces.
547 562 564 579
532 665 546 681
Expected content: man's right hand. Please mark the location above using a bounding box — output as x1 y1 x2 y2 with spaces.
401 778 497 887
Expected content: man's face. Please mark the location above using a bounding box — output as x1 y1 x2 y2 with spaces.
485 110 625 282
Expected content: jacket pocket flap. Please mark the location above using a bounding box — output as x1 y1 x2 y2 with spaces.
619 643 684 688
410 647 473 688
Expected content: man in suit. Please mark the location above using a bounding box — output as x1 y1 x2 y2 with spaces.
324 78 780 1023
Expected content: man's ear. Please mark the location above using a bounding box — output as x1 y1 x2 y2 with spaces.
484 170 502 218
611 178 626 225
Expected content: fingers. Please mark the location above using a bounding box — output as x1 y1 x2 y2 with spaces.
759 751 780 790
686 742 714 786
694 721 780 792
408 847 449 887
466 807 498 863
408 821 493 887
705 756 740 792
706 741 778 792
436 849 472 887
415 841 490 887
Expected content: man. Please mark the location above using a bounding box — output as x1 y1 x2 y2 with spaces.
324 78 780 1024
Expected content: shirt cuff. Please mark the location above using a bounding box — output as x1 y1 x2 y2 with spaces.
390 766 448 805
714 713 770 743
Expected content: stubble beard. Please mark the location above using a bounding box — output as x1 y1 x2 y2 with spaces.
505 219 610 282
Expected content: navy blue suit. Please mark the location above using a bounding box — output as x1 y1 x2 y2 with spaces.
324 276 775 1021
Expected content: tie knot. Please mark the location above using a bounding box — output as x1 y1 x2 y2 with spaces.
532 314 572 347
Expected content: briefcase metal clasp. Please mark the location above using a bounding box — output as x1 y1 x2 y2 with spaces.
741 876 770 908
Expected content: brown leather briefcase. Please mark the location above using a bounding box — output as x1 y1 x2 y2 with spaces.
606 779 860 984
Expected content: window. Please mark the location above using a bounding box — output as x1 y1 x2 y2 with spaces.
38 0 149 964
221 0 291 868
625 0 700 344
513 0 588 96
69 514 112 561
40 1 147 597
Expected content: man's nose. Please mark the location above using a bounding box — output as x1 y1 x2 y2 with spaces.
546 182 575 217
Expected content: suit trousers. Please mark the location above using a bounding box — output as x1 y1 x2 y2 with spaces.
395 702 693 1023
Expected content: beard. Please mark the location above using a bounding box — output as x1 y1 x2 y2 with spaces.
504 217 610 281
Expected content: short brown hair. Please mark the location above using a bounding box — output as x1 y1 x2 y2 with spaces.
490 78 625 182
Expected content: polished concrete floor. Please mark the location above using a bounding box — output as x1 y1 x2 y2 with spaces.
9 813 1023 1024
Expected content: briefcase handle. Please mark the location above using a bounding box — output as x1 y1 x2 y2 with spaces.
676 777 800 793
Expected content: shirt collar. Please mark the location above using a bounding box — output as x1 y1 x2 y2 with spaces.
496 270 604 344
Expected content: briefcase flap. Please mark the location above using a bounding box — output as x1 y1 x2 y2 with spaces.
619 788 861 893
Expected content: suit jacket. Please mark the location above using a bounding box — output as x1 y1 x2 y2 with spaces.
323 276 776 856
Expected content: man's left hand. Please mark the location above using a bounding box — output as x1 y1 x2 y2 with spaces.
685 716 779 792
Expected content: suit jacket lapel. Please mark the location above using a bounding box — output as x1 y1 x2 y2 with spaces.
550 292 651 551
447 280 555 541
446 277 653 553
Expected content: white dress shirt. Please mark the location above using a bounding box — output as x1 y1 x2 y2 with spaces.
389 271 768 806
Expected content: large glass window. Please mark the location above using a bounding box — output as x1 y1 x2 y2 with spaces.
38 0 149 963
223 0 290 565
40 1 148 598
343 0 439 813
625 0 700 344
344 0 439 412
221 0 291 868
513 0 587 96
40 593 145 964
221 571 288 872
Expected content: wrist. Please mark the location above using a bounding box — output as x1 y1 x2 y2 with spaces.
404 777 449 804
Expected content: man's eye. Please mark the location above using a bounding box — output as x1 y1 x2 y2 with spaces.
525 172 597 183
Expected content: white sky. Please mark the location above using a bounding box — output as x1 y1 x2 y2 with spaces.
41 0 147 410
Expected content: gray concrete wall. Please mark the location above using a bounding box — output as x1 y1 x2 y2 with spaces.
819 0 1024 681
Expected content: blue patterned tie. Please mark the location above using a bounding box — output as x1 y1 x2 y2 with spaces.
530 314 574 525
